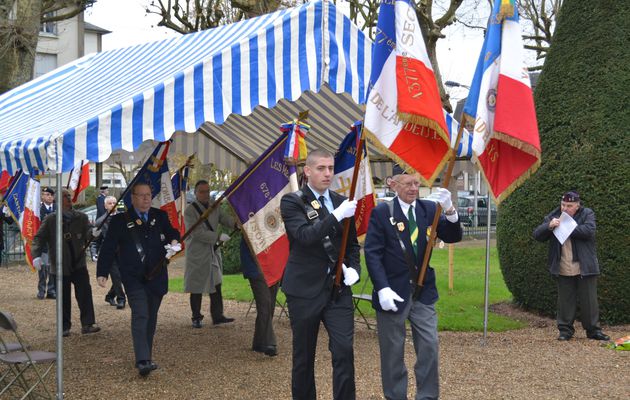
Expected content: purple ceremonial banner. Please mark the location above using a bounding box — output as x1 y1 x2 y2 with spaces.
226 135 295 222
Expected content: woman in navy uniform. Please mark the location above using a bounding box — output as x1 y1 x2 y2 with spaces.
96 182 180 377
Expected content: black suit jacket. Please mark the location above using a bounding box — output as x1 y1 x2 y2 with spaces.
364 198 462 310
280 186 361 299
96 207 179 296
96 194 106 219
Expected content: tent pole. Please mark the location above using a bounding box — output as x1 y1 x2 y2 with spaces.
482 192 491 345
55 172 64 398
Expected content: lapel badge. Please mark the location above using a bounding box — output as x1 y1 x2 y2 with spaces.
426 227 432 237
397 222 405 232
311 200 321 210
126 222 135 229
389 217 396 225
150 218 156 226
136 219 142 226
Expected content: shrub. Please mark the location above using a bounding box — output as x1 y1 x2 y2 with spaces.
497 0 630 324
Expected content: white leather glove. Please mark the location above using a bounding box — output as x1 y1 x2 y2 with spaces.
91 228 101 238
92 255 98 262
432 188 453 211
33 257 42 272
164 242 182 259
341 263 359 286
331 199 357 222
2 206 10 217
377 287 404 312
219 233 231 242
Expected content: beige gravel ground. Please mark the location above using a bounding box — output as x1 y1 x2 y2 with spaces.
1 260 628 400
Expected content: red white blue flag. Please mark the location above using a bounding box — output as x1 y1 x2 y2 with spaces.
463 0 540 203
67 160 90 203
123 141 172 213
4 170 41 271
170 161 191 239
226 135 299 286
364 0 450 185
331 121 375 237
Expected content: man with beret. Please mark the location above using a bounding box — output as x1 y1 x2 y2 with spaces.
36 186 57 299
96 186 109 219
533 191 609 341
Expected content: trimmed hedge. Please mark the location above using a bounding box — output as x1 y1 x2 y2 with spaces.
497 0 630 324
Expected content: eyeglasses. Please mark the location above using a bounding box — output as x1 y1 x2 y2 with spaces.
132 193 152 199
394 180 421 188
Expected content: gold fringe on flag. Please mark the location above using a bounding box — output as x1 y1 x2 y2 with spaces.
395 112 451 144
497 0 515 22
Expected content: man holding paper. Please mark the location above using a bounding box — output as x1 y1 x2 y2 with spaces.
533 191 609 341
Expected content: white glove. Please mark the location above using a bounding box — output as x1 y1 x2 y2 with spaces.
331 199 357 222
341 264 359 286
91 228 101 238
164 242 182 259
432 188 453 211
377 287 404 312
2 206 10 217
33 257 42 272
219 233 231 242
92 255 98 262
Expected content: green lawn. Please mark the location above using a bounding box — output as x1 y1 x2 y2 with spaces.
169 246 526 332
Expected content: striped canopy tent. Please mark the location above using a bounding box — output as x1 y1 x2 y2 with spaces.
0 0 386 179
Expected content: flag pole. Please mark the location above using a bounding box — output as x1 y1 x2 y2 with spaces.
414 120 465 297
333 125 365 294
482 192 492 344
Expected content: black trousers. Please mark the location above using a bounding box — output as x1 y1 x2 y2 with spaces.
190 284 225 322
127 287 163 364
62 267 96 331
286 286 355 400
106 261 126 301
249 276 279 349
557 275 601 336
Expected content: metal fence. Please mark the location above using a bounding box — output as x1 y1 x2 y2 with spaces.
1 222 24 266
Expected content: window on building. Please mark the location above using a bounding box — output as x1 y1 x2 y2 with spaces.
40 12 57 35
34 53 58 77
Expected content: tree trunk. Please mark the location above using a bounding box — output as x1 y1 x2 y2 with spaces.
0 0 42 94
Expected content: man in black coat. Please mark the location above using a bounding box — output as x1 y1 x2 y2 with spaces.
364 173 462 400
36 186 57 299
96 182 180 377
533 190 609 341
96 186 108 219
280 149 361 400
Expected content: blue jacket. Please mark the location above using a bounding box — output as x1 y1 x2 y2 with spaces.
364 198 462 311
96 207 179 296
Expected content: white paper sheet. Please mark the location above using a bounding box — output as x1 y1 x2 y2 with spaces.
553 212 577 245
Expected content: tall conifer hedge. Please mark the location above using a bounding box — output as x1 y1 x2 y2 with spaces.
496 0 630 324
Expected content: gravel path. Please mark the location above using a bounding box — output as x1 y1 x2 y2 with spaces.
1 261 627 399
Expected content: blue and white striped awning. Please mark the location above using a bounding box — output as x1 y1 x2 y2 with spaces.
0 0 372 174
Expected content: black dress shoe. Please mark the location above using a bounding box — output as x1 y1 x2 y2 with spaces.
116 299 126 310
192 315 204 328
62 329 71 337
81 324 101 334
149 361 159 371
105 295 116 306
253 345 278 357
557 333 572 341
46 293 56 299
137 361 152 377
213 316 235 325
37 293 45 300
587 332 610 341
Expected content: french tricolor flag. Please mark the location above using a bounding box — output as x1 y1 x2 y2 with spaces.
331 121 375 237
364 0 450 185
463 0 540 203
67 160 90 203
226 135 299 286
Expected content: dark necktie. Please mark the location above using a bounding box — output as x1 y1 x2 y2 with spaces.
318 195 329 217
141 212 148 223
408 205 418 257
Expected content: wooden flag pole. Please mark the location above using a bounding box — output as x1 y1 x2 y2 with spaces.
333 129 365 292
414 120 465 298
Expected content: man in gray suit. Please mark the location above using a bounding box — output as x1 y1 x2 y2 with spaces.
280 149 361 400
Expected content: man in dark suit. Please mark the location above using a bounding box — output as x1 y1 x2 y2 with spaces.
96 186 108 219
36 186 57 299
280 149 361 400
364 173 462 400
96 182 180 377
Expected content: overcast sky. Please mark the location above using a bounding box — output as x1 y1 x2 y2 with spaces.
84 0 486 106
